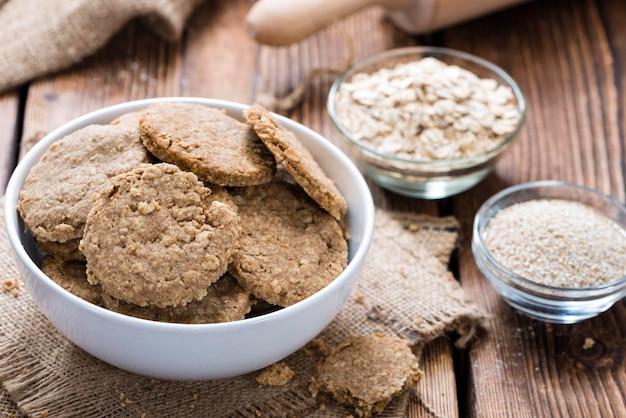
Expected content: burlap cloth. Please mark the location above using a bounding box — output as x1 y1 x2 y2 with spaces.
0 196 487 417
0 0 205 93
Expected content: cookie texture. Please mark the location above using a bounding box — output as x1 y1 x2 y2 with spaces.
256 363 295 387
110 110 143 127
17 124 151 244
244 105 347 221
80 163 239 308
41 256 101 305
310 334 422 417
140 102 276 186
229 181 347 307
101 273 253 324
37 238 84 261
204 183 237 214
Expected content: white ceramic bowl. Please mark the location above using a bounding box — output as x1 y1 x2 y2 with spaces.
4 97 375 380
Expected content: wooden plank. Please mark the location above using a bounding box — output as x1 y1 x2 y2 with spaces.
441 0 626 416
0 92 19 193
411 337 460 418
182 0 257 103
599 0 626 202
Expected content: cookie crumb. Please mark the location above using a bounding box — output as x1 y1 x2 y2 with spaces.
256 362 295 387
2 278 20 297
367 305 382 320
310 337 328 356
582 337 595 350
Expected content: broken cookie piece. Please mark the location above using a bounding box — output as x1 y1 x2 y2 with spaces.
256 362 295 387
310 334 422 417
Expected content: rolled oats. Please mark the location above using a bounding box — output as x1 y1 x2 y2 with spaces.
335 56 521 161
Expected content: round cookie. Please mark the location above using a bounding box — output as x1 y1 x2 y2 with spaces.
80 163 239 308
310 334 422 417
229 181 348 307
139 102 276 186
41 256 101 305
101 273 253 324
17 123 151 244
244 104 347 221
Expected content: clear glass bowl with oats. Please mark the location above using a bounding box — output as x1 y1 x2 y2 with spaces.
328 46 526 199
472 181 626 324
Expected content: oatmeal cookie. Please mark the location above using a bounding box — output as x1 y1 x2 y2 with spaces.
110 110 143 127
204 183 237 213
229 181 347 307
37 238 84 261
310 334 422 417
41 256 101 305
244 105 347 221
17 123 151 245
139 102 276 186
80 163 239 308
101 273 253 323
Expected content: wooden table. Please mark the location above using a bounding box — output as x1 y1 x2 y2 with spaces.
1 0 624 416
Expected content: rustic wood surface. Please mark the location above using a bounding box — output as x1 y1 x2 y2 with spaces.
1 0 624 416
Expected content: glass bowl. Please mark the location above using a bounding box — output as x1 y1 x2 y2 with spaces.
328 46 526 199
472 181 626 324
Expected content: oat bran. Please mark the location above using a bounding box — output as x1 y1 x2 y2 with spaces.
483 199 626 287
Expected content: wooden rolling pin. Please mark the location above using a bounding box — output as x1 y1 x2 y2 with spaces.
247 0 529 46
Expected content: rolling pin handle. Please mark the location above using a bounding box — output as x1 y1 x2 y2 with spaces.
246 0 408 46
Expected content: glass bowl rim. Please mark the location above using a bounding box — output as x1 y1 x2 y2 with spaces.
327 45 527 168
472 180 626 296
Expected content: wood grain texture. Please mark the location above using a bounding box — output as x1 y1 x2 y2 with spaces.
442 0 626 416
0 92 19 193
20 21 183 158
412 337 460 418
182 0 257 102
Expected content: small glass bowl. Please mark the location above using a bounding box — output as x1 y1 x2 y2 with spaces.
328 46 526 199
472 181 626 324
